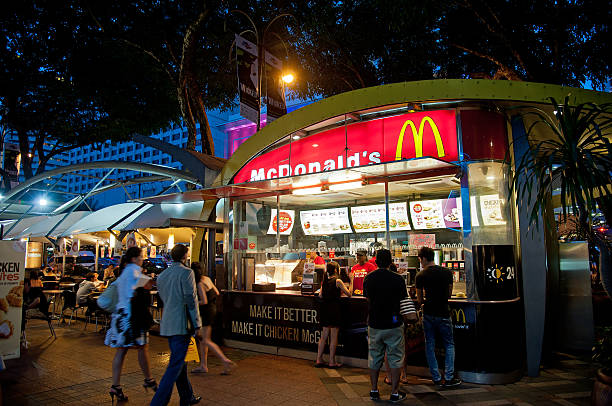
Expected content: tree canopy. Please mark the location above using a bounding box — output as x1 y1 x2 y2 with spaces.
0 0 608 183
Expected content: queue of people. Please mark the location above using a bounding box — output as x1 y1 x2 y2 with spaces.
315 247 461 403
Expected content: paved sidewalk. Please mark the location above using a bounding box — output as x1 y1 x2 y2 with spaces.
1 320 596 405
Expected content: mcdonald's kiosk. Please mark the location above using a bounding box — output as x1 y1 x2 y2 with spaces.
221 99 524 384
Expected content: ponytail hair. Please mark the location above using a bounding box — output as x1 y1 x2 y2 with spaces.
325 261 339 283
120 246 142 271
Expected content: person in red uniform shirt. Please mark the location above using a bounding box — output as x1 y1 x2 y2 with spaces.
351 250 376 295
314 252 325 265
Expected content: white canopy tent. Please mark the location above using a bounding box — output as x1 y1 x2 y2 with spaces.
62 203 152 236
120 202 204 230
2 216 48 240
15 211 91 239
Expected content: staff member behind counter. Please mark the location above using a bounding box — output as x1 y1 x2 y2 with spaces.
351 250 376 295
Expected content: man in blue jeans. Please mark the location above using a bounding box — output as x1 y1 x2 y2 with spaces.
151 244 202 406
415 246 462 388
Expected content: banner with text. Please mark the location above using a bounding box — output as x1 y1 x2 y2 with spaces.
264 50 286 121
0 241 26 360
236 34 259 124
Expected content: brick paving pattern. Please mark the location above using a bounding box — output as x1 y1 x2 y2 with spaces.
1 319 596 405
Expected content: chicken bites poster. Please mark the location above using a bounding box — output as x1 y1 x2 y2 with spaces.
0 241 26 360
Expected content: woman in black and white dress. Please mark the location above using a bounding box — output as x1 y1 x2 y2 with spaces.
104 247 156 402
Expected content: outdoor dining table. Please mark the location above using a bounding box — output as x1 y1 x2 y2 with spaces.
59 282 76 289
43 289 64 319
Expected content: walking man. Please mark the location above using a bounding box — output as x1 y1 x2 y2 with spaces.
415 246 461 387
151 244 202 406
364 249 409 402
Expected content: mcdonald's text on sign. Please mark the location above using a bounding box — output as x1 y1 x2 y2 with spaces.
234 110 458 183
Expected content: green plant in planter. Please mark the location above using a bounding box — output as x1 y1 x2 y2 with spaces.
593 326 612 375
510 96 612 294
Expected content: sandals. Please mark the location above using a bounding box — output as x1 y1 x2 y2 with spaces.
191 367 208 374
221 360 236 375
314 362 326 368
327 363 343 369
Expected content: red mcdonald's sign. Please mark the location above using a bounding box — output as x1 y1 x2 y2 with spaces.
234 110 458 183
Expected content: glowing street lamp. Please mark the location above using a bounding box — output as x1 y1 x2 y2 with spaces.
38 197 47 206
282 73 295 84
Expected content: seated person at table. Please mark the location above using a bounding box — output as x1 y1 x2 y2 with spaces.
22 278 50 330
29 270 44 287
76 273 100 305
103 265 117 283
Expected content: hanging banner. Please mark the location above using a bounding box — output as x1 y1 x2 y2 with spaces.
236 34 259 124
264 50 286 122
0 240 27 360
25 242 43 269
267 209 295 235
149 245 156 258
126 233 137 249
2 143 21 190
68 239 79 256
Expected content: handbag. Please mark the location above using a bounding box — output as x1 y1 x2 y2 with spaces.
97 281 118 312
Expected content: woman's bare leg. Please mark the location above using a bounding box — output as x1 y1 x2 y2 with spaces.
193 334 208 372
112 348 128 386
137 345 152 380
204 326 231 364
329 328 340 366
317 327 330 364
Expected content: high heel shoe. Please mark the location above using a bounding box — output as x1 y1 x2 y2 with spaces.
143 378 158 392
109 385 128 402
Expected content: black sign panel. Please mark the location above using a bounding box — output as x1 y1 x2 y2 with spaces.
222 292 368 358
473 245 518 300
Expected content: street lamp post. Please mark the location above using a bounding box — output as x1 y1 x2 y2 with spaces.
230 11 295 131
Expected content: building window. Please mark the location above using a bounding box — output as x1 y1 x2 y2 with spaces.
162 158 169 165
119 148 125 154
144 151 151 158
127 145 133 152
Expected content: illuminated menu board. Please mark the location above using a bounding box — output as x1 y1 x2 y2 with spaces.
267 209 296 235
300 207 352 235
410 198 474 230
410 199 447 229
479 194 506 225
351 203 411 233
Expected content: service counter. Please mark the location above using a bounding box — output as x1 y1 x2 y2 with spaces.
222 290 523 384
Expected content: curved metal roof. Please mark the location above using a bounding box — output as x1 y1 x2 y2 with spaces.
215 79 612 187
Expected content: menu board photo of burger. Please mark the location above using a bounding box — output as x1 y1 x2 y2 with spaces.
300 207 352 235
351 203 411 233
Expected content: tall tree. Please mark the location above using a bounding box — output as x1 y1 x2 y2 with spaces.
86 0 236 156
0 1 177 181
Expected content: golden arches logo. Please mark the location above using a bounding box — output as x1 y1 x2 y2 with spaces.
395 116 446 160
451 308 466 324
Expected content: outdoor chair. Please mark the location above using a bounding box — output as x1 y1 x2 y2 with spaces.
83 297 109 333
22 299 57 348
59 290 80 326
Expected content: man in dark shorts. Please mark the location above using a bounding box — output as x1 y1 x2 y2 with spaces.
415 247 461 388
363 249 408 403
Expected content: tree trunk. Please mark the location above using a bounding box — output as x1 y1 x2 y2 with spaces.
178 6 215 155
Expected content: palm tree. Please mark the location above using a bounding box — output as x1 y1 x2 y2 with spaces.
510 96 612 294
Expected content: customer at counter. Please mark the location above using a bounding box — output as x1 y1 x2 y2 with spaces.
364 249 408 403
415 247 461 388
351 250 376 295
315 261 354 368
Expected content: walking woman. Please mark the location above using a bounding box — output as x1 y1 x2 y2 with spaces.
104 247 157 402
190 262 236 374
315 262 353 368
